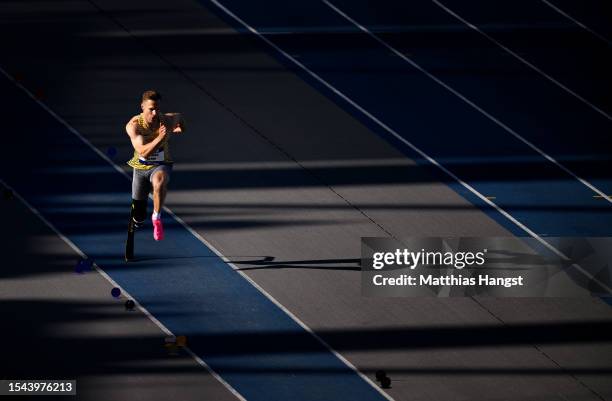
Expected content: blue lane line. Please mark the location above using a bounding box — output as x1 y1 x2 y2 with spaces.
203 0 612 237
0 78 388 401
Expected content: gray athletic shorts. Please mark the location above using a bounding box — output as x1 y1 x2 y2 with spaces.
132 164 172 200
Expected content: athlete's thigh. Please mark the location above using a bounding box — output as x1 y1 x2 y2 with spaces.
150 165 171 187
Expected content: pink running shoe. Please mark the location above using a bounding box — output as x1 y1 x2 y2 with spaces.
152 217 164 241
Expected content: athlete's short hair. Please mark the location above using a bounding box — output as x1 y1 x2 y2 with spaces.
142 90 162 103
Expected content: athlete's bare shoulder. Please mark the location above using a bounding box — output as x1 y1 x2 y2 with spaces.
125 115 141 136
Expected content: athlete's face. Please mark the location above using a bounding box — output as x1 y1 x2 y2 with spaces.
141 99 161 124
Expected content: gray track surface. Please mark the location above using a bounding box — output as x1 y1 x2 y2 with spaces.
1 1 611 400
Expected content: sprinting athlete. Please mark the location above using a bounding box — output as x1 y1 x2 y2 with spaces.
125 90 185 241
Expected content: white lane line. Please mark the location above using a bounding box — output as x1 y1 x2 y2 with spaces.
0 179 246 401
1 63 390 400
432 0 612 121
540 0 612 47
207 0 612 295
0 66 249 401
322 0 612 205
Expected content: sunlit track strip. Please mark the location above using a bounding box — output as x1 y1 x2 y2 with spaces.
322 0 612 205
207 0 612 295
540 0 612 47
1 56 393 401
0 178 247 401
431 0 612 121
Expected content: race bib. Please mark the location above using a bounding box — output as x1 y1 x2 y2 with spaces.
139 148 165 163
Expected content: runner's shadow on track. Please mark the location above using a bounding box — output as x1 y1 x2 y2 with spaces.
124 255 360 271
232 257 361 271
